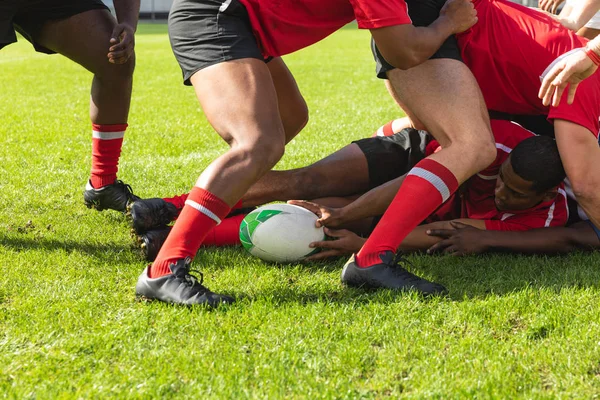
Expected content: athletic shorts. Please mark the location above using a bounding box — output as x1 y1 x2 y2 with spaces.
371 0 462 79
352 128 430 189
169 0 271 85
0 0 108 54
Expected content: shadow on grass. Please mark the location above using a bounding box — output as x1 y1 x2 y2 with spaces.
201 247 600 304
0 235 138 263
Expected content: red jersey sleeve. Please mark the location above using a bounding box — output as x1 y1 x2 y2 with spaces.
349 0 412 29
484 188 569 231
548 76 600 138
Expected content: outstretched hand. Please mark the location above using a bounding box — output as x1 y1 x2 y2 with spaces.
426 221 486 256
108 23 135 64
539 48 598 107
305 228 365 261
287 200 346 228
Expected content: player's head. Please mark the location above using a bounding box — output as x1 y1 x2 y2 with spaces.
495 136 565 211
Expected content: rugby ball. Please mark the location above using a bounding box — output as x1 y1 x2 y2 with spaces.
239 203 325 262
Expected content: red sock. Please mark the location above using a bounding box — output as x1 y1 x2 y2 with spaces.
90 124 127 188
150 187 231 277
163 195 241 212
373 121 395 137
163 193 189 210
356 158 459 267
202 214 245 247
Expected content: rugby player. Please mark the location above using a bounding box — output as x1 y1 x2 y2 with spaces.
131 120 568 294
349 0 600 291
135 0 491 306
1 1 141 212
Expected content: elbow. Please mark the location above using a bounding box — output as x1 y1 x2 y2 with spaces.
386 51 424 70
569 179 597 204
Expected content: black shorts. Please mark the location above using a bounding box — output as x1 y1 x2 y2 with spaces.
0 0 108 54
488 111 556 138
352 128 430 189
371 0 462 79
169 0 271 85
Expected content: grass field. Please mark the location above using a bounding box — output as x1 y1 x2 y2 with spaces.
2 23 600 399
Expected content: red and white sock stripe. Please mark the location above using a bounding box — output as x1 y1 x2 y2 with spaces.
406 159 457 203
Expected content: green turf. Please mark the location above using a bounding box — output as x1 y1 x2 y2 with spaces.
1 24 600 399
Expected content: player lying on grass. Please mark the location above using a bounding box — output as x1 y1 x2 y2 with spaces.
1 0 141 212
353 0 600 295
135 0 497 307
129 120 570 270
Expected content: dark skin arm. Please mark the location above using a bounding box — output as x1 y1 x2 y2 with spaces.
370 0 477 69
108 0 141 64
427 221 600 255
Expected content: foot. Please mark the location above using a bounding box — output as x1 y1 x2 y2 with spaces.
138 227 171 262
84 180 139 212
135 258 235 306
128 198 179 234
341 251 447 296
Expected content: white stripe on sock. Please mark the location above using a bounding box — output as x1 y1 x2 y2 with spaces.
185 199 222 224
408 167 451 202
92 131 125 140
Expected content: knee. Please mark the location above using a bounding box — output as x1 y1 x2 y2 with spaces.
95 52 135 82
472 137 497 170
242 138 286 171
451 133 497 172
284 99 309 142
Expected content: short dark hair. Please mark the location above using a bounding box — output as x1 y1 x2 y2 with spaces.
510 135 566 192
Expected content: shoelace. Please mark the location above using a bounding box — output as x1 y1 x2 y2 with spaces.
173 260 207 290
390 253 424 283
114 180 137 200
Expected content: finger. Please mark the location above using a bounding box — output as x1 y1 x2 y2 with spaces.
444 245 459 255
551 81 568 107
308 240 336 249
305 250 342 261
108 49 130 60
427 239 453 254
323 227 350 238
540 65 563 105
449 221 468 229
287 200 323 218
110 25 125 43
566 81 580 105
426 229 453 238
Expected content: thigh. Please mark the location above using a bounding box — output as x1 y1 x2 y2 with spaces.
13 0 108 55
267 57 308 143
386 59 493 148
190 58 285 147
33 8 127 74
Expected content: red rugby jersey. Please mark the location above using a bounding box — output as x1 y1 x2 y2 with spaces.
237 0 412 58
456 0 600 138
427 120 569 231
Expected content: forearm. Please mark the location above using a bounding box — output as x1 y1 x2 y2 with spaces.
480 228 580 254
339 176 405 224
558 0 600 31
113 0 141 29
399 221 454 252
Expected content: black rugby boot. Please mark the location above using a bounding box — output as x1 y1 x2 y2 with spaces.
138 227 171 262
129 198 179 234
136 258 235 306
341 251 447 296
84 180 139 212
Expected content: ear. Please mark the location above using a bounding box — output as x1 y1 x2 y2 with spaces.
542 187 559 202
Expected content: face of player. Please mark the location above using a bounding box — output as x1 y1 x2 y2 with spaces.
494 159 553 211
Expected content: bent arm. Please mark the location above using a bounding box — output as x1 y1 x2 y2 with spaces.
555 120 600 228
113 0 141 29
559 0 600 31
337 176 405 224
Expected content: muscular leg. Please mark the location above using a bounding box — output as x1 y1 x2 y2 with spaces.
35 9 134 124
268 58 309 143
150 58 288 276
355 59 496 268
242 143 369 206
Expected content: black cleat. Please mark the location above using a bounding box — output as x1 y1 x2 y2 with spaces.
135 258 235 306
138 227 171 262
341 251 447 296
129 198 179 234
84 180 140 212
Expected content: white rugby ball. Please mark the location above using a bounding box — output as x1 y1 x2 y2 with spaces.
239 203 325 262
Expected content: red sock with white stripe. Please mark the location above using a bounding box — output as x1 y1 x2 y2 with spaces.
150 187 231 278
163 193 242 213
202 214 245 247
90 124 127 188
372 121 395 137
356 158 459 267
